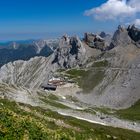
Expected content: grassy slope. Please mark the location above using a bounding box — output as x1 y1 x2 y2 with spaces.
66 69 105 93
64 60 110 93
0 98 140 140
116 99 140 121
63 61 140 122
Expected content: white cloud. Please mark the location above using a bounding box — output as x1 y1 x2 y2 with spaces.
134 19 140 26
85 0 140 21
128 0 140 10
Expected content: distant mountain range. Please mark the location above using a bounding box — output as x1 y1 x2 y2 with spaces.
0 39 35 48
0 39 59 67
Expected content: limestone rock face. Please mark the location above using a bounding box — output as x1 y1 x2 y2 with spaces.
109 25 140 50
128 25 140 42
84 33 107 51
0 56 54 89
52 35 87 68
84 33 96 44
99 32 106 38
110 25 132 49
99 32 112 45
127 25 140 48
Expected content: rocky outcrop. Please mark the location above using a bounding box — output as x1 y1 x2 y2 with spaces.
84 33 107 51
99 32 112 45
127 25 140 48
52 35 87 68
99 32 106 38
0 56 55 89
109 25 140 50
109 25 132 49
127 25 140 42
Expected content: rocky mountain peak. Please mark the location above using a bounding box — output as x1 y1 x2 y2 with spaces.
52 35 87 68
110 25 132 49
109 24 140 50
99 32 106 38
127 25 140 47
84 33 107 51
99 32 112 45
118 25 126 32
61 34 70 43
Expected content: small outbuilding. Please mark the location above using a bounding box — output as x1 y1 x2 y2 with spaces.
41 77 66 91
41 85 57 91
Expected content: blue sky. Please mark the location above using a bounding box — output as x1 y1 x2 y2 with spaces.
0 0 139 41
0 0 111 40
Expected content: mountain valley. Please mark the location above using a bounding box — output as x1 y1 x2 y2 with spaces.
1 25 140 140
